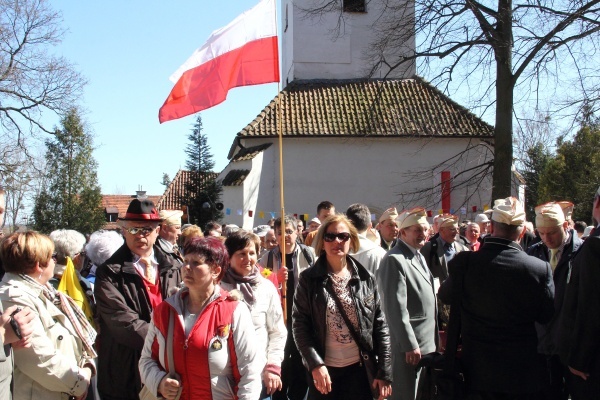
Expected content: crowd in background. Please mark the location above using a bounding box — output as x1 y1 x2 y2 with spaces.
0 190 598 400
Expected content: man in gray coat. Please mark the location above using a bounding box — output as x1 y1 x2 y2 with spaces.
376 207 438 400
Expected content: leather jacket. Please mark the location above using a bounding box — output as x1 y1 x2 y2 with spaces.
292 255 392 382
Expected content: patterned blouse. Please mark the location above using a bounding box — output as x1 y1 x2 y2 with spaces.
324 270 361 367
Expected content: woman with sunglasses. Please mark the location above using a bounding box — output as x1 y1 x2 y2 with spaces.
292 214 393 400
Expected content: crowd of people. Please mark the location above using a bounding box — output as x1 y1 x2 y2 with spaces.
0 190 598 400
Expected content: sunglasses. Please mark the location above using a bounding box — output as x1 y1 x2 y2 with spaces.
323 232 351 243
126 226 155 236
51 252 58 262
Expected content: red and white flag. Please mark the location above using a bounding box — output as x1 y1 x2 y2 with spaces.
159 0 279 123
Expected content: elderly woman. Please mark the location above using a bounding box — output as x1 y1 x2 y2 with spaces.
292 214 393 400
221 231 286 399
139 237 261 399
0 232 96 400
84 230 124 285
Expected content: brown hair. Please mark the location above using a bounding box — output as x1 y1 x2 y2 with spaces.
224 230 261 257
0 232 54 274
313 214 360 255
180 225 204 247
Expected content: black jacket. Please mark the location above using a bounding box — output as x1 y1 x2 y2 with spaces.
94 243 182 399
440 237 555 394
292 255 392 382
526 229 582 355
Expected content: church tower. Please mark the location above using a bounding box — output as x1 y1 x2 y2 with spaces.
280 0 416 87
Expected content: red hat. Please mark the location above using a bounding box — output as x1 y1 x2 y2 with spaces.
119 199 162 222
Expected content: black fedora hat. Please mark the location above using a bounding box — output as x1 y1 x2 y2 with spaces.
119 199 162 222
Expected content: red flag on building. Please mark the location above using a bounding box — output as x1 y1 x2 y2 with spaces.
159 0 279 123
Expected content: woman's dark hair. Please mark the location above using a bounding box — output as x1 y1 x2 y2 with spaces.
224 230 261 257
184 237 229 282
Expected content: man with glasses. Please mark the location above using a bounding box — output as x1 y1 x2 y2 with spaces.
94 198 182 400
259 215 316 400
376 207 438 400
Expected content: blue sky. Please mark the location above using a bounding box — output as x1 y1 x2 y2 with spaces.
51 0 279 195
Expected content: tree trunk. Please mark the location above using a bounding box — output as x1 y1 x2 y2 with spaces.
492 0 514 200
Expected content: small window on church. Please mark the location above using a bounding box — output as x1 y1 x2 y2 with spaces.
344 0 366 12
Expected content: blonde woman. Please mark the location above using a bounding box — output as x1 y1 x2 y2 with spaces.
0 232 96 400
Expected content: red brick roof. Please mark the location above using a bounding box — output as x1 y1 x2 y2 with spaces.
101 194 162 230
156 169 218 210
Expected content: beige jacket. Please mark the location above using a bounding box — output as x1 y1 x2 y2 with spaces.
0 273 94 400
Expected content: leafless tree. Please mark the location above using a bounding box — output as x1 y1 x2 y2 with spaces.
0 139 45 231
301 0 600 199
0 0 86 142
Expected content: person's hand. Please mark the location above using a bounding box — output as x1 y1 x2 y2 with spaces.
158 376 181 399
277 266 288 283
262 370 282 395
569 366 590 380
311 365 332 395
373 379 392 400
72 366 92 399
0 306 34 347
74 388 89 400
405 347 421 366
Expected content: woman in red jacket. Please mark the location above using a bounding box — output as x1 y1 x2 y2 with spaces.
139 237 261 399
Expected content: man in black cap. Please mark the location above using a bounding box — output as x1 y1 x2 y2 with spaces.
94 198 182 400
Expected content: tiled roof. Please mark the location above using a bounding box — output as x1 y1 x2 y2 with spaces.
231 143 272 162
156 169 219 210
237 77 494 138
101 194 162 230
221 170 250 186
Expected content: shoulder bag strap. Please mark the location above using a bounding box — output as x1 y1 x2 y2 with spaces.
300 244 315 267
166 309 182 400
167 310 176 376
324 280 367 353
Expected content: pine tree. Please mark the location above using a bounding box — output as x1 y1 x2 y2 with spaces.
32 108 105 234
182 115 223 229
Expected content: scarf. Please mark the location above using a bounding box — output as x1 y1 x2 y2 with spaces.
20 274 97 358
221 265 262 306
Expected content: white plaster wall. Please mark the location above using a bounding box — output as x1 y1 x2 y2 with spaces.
221 136 494 226
281 0 416 85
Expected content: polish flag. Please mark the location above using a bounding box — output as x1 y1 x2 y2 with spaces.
159 0 279 123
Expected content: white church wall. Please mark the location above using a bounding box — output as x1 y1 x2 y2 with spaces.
220 136 493 226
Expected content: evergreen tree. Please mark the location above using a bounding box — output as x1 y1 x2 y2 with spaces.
538 120 600 223
32 108 105 234
520 143 552 222
182 115 223 229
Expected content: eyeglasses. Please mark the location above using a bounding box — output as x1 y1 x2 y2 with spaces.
126 226 155 236
51 252 58 262
276 229 295 236
323 232 351 243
